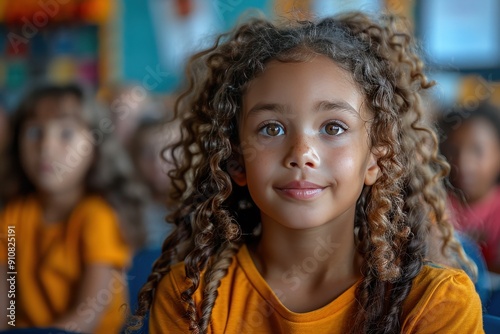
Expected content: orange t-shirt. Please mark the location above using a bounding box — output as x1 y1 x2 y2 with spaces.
150 244 484 333
0 195 131 333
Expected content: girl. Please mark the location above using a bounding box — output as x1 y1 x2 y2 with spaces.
133 12 483 333
0 84 146 333
441 102 500 273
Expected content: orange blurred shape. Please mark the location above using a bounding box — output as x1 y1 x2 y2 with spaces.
458 75 494 106
80 0 112 22
274 0 312 20
2 0 112 23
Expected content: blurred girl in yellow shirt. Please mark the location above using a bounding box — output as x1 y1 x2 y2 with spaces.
0 84 146 333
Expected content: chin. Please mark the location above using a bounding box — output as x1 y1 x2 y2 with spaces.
35 180 69 195
278 218 330 230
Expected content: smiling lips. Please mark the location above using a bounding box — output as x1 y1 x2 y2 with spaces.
275 181 327 200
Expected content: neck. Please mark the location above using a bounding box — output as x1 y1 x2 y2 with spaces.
249 210 361 288
37 186 85 224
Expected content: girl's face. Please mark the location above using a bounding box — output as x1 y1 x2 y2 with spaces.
233 55 380 230
445 117 500 203
20 95 95 195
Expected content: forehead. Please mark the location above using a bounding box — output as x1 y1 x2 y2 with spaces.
451 117 499 143
242 55 365 116
26 94 84 124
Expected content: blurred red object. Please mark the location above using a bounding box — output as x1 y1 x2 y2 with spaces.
2 0 111 24
175 0 193 17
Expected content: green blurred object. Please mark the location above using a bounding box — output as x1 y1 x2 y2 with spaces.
5 58 27 89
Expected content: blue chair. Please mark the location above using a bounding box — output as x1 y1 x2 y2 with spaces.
484 314 500 333
127 247 162 313
487 289 500 317
123 247 161 334
457 233 491 306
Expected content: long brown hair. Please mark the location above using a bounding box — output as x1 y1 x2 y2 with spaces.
131 12 471 333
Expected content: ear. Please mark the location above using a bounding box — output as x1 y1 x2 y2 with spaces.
364 148 382 186
227 158 247 187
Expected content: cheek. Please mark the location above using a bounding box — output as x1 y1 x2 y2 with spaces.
19 140 38 172
138 159 153 176
321 146 365 176
245 153 271 179
75 148 94 172
243 149 276 191
66 136 95 176
480 152 500 176
477 140 497 164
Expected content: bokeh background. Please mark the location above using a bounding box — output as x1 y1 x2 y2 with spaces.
0 0 499 111
1 1 500 332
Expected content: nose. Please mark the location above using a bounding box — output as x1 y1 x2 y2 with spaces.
284 134 320 169
39 131 59 158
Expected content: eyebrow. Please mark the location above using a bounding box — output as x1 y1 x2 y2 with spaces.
27 112 85 124
245 99 359 120
314 100 359 116
246 103 289 120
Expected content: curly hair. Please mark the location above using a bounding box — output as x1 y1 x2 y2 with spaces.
131 11 472 334
0 83 147 249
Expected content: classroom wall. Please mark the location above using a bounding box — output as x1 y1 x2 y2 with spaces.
120 0 270 93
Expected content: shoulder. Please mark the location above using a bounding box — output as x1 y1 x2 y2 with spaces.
154 261 187 312
156 261 187 298
155 254 240 303
75 195 116 217
151 248 245 333
0 196 39 228
410 263 477 300
413 262 472 284
156 245 246 300
151 261 202 333
74 196 120 231
402 264 483 333
1 195 36 213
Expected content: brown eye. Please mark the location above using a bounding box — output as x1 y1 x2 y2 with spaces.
323 122 345 136
260 123 284 136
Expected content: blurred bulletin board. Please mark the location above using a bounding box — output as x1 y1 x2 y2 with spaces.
0 0 113 109
147 0 380 91
417 0 500 72
148 0 269 90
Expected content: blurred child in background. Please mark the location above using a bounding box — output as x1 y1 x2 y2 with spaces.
130 117 179 249
98 83 151 150
441 102 500 273
0 84 146 333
